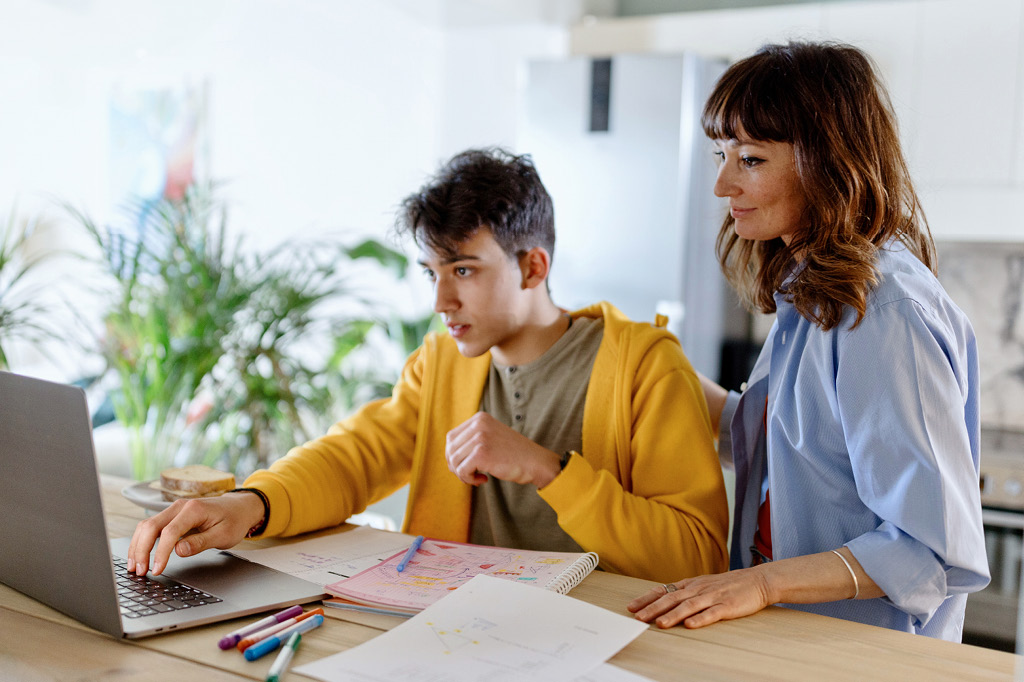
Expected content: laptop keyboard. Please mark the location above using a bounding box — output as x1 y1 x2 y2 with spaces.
113 557 223 619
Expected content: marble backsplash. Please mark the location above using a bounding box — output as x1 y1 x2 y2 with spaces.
937 242 1024 433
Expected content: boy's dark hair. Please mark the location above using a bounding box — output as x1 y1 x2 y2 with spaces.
396 148 555 262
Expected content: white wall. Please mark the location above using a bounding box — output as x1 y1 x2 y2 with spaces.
0 0 445 246
437 24 569 156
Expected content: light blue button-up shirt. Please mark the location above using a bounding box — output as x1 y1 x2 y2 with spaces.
719 243 989 640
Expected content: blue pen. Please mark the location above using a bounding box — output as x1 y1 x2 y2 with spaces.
244 614 324 661
396 535 424 573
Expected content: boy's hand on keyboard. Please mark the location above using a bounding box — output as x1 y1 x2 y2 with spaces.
126 492 265 576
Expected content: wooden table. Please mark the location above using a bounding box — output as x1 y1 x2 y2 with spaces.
1 475 1020 681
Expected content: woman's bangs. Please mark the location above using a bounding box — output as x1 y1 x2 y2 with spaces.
702 66 793 143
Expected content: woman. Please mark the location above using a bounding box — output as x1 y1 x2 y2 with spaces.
628 41 989 641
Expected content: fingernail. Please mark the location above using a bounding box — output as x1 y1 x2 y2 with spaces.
126 557 134 571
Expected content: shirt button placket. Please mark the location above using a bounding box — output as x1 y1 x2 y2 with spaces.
508 367 524 430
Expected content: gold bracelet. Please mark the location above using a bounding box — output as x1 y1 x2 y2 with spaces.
831 549 860 600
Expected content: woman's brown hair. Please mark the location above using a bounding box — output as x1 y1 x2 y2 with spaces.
702 41 935 330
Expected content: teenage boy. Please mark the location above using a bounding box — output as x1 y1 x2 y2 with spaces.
128 149 728 584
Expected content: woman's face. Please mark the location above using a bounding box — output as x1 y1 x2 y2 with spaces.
712 131 806 245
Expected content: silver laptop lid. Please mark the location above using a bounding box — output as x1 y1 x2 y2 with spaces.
0 370 124 637
0 370 327 639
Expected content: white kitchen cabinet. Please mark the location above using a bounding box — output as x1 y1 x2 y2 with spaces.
569 5 824 60
914 0 1020 187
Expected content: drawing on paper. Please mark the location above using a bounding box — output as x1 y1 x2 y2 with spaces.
326 539 594 612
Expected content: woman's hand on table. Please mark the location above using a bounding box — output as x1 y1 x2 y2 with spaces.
627 568 772 629
629 548 883 629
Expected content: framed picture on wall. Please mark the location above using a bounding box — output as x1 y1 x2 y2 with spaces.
108 80 209 234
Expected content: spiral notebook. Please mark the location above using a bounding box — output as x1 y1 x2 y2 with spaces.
324 538 599 615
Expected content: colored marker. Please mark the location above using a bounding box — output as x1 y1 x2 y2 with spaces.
236 608 324 652
396 535 424 573
266 631 301 682
218 604 304 650
244 614 324 661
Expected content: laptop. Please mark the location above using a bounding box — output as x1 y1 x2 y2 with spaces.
0 370 325 638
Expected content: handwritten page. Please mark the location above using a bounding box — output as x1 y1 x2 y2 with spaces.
227 526 415 587
295 574 648 682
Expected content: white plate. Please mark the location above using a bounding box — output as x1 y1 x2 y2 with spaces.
121 480 171 512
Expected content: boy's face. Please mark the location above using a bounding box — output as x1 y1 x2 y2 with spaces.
417 227 532 360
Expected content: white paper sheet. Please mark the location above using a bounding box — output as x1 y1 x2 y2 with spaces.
295 574 649 682
578 664 655 682
227 526 416 587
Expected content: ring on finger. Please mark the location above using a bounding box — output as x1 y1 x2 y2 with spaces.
662 583 677 594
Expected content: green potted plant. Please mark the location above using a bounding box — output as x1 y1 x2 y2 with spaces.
71 184 416 480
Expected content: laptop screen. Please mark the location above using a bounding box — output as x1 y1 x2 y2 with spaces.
0 371 125 637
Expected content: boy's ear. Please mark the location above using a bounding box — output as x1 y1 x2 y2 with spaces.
519 247 551 290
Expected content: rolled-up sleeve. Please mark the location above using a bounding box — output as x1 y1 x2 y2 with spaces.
838 297 989 626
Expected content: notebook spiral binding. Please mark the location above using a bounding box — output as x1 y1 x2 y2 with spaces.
543 552 600 594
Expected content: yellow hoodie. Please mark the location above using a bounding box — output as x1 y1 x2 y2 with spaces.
244 301 728 582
